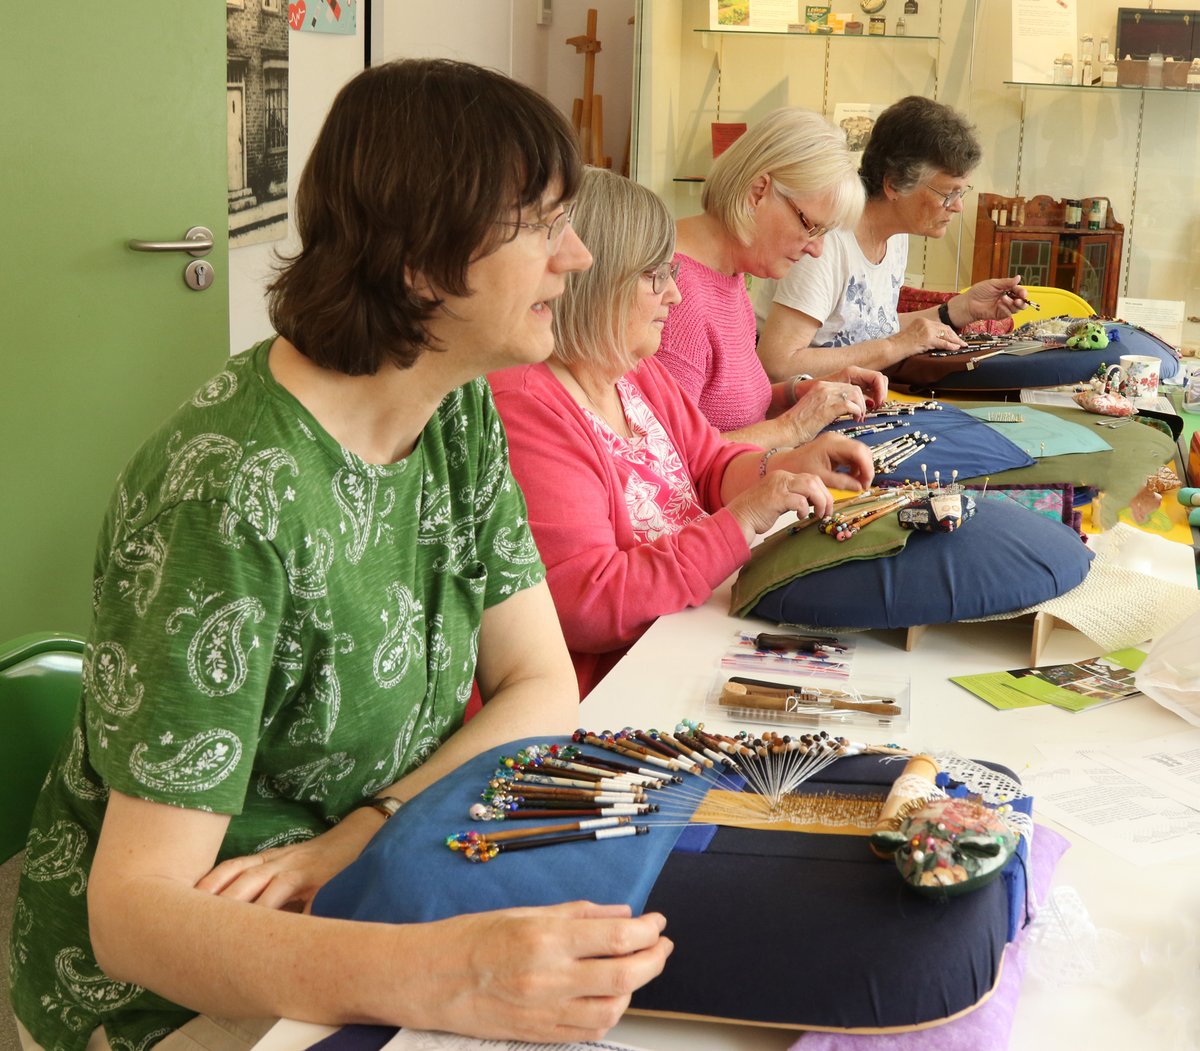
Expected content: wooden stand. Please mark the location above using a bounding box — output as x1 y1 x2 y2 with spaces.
565 9 610 168
904 611 1076 665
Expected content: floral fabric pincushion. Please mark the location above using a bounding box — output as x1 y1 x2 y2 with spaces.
872 797 1020 896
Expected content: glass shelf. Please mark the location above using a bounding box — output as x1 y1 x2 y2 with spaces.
1005 80 1200 94
695 28 939 41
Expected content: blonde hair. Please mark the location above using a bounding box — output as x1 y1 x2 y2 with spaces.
553 167 676 374
702 107 864 245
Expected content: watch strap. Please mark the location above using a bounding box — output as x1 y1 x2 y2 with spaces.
351 795 405 821
937 301 961 333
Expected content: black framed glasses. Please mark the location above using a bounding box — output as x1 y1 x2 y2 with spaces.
922 182 972 209
497 202 576 255
774 188 833 240
642 260 681 294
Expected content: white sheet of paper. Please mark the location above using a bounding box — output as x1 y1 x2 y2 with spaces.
1028 745 1200 866
1115 298 1185 349
1011 0 1077 83
1094 730 1200 812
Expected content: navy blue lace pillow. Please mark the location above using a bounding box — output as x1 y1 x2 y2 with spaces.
751 497 1093 629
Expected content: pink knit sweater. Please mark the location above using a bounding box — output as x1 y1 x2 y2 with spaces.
490 357 755 698
656 253 773 432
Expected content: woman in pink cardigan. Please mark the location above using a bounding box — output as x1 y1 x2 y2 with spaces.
491 168 873 697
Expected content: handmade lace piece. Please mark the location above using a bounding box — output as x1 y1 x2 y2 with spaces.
1024 885 1136 989
965 524 1200 650
930 751 1035 846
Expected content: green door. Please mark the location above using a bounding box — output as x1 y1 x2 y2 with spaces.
0 4 229 640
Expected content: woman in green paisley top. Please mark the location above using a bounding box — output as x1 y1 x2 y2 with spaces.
9 60 672 1051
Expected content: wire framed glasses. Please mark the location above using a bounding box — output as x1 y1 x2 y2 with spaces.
642 260 681 294
496 202 577 255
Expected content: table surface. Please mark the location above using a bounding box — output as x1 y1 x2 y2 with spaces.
256 527 1199 1051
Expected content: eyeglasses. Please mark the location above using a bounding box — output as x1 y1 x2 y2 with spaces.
775 189 833 240
921 182 973 209
642 260 681 294
497 202 577 255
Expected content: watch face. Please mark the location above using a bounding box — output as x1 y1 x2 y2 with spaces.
860 0 886 11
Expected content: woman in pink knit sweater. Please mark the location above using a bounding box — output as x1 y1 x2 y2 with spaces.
491 168 873 697
656 107 886 448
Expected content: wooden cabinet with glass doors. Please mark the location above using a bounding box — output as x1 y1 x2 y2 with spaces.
970 193 1124 316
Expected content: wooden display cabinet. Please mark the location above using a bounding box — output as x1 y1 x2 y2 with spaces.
971 193 1125 316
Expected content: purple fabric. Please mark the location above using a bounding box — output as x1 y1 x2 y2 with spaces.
792 825 1070 1051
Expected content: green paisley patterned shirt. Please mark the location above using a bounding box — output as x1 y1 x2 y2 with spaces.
9 339 545 1049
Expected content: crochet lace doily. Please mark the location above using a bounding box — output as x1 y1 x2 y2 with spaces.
966 524 1200 651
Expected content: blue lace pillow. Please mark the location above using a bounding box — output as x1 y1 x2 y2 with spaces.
936 322 1180 390
751 497 1093 629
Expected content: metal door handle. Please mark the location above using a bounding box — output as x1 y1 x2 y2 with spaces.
127 225 213 257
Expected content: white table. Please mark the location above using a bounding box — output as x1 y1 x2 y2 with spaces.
577 530 1199 1050
257 530 1200 1051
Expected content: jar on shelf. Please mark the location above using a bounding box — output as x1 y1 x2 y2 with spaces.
1102 56 1119 87
1065 199 1083 228
868 16 886 35
895 16 906 35
1087 198 1105 230
1147 52 1164 88
1189 59 1200 89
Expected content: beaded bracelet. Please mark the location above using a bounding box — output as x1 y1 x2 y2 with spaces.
759 448 780 478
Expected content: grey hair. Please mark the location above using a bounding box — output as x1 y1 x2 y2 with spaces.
859 96 981 199
701 107 864 245
553 167 676 374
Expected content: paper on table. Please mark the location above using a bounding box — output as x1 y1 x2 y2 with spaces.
1026 745 1200 866
952 649 1146 713
1018 387 1176 414
1093 729 1200 813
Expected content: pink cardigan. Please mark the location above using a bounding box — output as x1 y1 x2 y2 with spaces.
490 357 756 697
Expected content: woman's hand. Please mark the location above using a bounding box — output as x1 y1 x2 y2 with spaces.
724 467 835 542
774 380 868 444
772 432 875 494
410 902 673 1043
889 316 966 358
194 809 383 911
960 275 1030 321
816 366 889 410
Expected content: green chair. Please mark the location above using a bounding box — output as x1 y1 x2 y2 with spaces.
0 633 85 864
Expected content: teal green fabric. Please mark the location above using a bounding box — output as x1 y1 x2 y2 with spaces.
962 406 1113 457
10 341 544 1051
951 401 1177 528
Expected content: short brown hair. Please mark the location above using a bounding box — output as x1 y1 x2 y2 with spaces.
269 59 581 374
859 96 981 199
